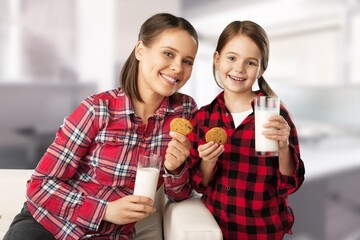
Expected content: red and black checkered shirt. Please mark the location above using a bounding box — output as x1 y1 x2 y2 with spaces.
186 91 305 239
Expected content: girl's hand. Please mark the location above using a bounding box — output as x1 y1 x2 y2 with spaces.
103 195 156 225
198 141 224 164
164 131 191 173
263 115 291 149
198 141 224 187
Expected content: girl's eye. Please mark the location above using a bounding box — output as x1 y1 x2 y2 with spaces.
246 60 258 66
164 51 173 57
228 56 236 61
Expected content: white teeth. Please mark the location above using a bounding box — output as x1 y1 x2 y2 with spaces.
230 75 245 81
162 74 177 83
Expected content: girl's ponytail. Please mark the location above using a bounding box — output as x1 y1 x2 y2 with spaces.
258 76 277 97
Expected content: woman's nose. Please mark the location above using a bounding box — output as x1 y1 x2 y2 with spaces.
170 59 182 73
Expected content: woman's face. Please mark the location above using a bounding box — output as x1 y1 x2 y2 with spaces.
214 35 263 95
135 29 198 99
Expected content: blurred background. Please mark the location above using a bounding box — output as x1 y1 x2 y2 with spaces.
0 0 359 239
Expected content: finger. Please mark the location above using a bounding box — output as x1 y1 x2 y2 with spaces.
164 152 183 171
199 144 224 160
205 145 224 159
198 142 218 158
169 131 190 145
198 141 216 152
128 195 154 205
130 202 156 213
167 138 190 160
167 142 189 161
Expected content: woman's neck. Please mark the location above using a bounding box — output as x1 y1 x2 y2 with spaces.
132 94 164 124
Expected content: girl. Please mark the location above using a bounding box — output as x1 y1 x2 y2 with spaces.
4 13 198 240
186 21 305 239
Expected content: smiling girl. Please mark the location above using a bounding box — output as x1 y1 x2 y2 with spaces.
181 20 305 239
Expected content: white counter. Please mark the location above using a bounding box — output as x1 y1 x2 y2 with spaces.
300 136 360 181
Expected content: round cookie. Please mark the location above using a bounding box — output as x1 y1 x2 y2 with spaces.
205 127 227 145
170 118 193 136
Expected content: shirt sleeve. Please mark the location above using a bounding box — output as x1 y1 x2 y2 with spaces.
163 95 198 201
276 108 305 198
163 163 193 201
26 96 108 231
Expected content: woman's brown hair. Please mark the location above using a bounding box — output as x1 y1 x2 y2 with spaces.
213 20 276 97
119 13 199 103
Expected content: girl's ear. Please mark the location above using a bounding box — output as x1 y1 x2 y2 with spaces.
213 51 220 69
135 40 144 61
258 70 265 79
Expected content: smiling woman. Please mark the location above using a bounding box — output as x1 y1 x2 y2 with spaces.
134 28 198 111
3 13 199 240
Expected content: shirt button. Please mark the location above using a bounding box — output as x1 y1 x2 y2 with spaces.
229 161 233 165
227 186 231 191
131 177 135 182
225 112 229 116
112 137 117 143
226 213 231 218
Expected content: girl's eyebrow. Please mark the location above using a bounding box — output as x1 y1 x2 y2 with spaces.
161 46 195 61
225 51 259 62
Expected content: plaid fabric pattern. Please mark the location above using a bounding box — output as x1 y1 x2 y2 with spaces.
187 91 305 240
26 88 197 240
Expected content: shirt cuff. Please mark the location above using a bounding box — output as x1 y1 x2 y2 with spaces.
76 196 108 231
277 144 303 197
163 163 189 186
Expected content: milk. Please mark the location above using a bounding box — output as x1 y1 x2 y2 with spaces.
254 96 280 156
133 167 160 201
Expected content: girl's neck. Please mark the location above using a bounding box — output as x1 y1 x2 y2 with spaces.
224 90 256 113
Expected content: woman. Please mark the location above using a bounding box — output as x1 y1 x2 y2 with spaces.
4 13 198 240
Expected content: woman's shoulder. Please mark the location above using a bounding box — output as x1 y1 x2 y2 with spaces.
77 88 127 111
171 92 197 111
88 88 124 101
175 92 196 103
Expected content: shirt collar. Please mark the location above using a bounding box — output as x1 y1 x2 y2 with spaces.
212 90 266 110
117 88 185 118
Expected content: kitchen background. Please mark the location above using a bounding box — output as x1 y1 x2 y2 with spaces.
0 0 359 239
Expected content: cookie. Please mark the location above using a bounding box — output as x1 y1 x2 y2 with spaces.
170 118 193 136
205 127 227 145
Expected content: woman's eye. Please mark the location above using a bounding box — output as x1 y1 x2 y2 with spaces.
183 59 194 66
228 56 236 61
247 61 258 66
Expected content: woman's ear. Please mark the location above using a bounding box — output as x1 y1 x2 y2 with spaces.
135 40 144 61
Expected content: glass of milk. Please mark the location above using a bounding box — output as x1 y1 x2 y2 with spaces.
255 96 280 156
133 153 162 202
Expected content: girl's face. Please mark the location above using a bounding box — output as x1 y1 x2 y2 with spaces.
135 29 198 99
214 35 263 95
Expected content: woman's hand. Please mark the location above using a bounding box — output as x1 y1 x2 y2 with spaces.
103 195 156 225
164 131 191 174
263 115 291 149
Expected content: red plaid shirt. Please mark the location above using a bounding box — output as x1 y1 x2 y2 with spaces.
26 88 197 240
183 91 305 239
